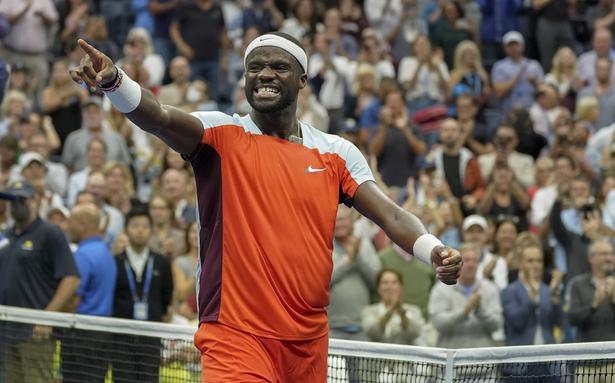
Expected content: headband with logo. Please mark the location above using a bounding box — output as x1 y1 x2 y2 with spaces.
244 34 308 74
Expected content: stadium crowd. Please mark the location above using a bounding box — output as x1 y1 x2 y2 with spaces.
1 0 615 381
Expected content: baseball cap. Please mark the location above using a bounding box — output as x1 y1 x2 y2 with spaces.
82 96 103 109
0 180 37 200
502 31 524 45
19 151 47 170
462 214 488 232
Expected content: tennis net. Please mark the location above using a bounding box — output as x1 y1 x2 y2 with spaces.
1 305 614 383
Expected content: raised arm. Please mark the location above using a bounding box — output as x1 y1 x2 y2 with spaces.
353 181 462 284
69 39 203 155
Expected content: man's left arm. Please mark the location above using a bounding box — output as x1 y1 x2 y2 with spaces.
353 181 462 284
47 226 80 312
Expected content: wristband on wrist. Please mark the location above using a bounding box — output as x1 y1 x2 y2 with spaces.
101 67 142 114
412 233 443 265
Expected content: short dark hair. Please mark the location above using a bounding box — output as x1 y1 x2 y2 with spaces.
125 204 151 226
376 268 404 286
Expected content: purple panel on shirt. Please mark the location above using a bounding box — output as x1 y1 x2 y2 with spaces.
189 144 223 323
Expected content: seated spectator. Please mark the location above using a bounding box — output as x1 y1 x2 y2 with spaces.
297 85 329 133
340 0 369 44
364 0 401 45
428 242 504 348
491 31 544 113
398 35 450 116
575 96 600 135
362 268 425 345
370 86 427 188
61 96 131 172
148 194 186 259
85 171 125 246
462 214 508 290
172 221 198 307
430 1 474 69
279 0 316 41
501 242 563 346
545 46 579 112
158 57 196 111
455 93 492 155
528 157 554 204
6 62 38 108
17 152 66 219
159 168 196 228
356 30 395 81
448 40 490 109
66 138 108 208
478 124 536 189
41 58 88 152
387 0 427 64
111 207 173 382
576 28 615 86
429 118 486 214
0 134 19 188
103 161 139 216
568 238 615 342
478 161 529 231
80 16 120 61
121 27 166 88
57 0 90 54
577 57 615 130
0 90 30 139
492 218 520 282
531 154 578 230
529 83 567 143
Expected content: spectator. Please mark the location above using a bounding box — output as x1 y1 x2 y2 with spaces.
61 96 131 172
66 138 108 208
279 0 316 41
170 0 228 102
478 124 536 189
308 31 355 134
430 118 486 214
430 1 474 69
370 86 427 188
362 268 425 345
357 31 395 81
17 152 66 219
531 153 577 230
103 162 138 216
160 168 196 228
297 85 329 133
398 35 450 116
492 31 544 113
157 56 194 111
112 207 173 382
41 59 88 153
61 203 116 383
567 238 615 342
242 0 284 35
492 218 520 280
428 242 504 348
501 242 563 345
477 0 523 69
148 194 186 259
531 0 575 72
348 63 378 123
340 0 369 44
587 0 615 38
149 0 182 65
455 93 492 155
329 205 381 383
98 0 133 48
85 171 125 245
6 62 38 107
0 135 19 188
386 0 426 64
462 214 509 290
0 90 30 139
0 0 58 89
545 46 580 112
56 0 90 54
121 27 166 88
529 83 567 142
80 15 120 62
172 221 197 306
577 57 615 130
575 96 601 134
0 180 80 383
364 0 401 44
576 28 615 86
448 40 490 108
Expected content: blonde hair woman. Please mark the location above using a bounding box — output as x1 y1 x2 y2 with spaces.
575 96 600 133
122 27 166 88
351 63 378 119
448 40 490 104
545 47 578 111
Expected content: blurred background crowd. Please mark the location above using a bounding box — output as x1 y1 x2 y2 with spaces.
0 0 614 365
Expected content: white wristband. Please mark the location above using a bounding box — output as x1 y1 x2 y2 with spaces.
413 234 443 265
103 68 142 114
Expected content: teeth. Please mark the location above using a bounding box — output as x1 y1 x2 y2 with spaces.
257 87 279 94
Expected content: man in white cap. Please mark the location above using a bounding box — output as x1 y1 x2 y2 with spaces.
69 32 462 382
491 31 544 113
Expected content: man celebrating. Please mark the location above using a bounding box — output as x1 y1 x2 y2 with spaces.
70 32 462 382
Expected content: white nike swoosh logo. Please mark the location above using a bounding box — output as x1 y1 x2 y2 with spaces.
306 166 326 173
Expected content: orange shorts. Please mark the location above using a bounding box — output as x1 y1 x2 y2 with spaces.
194 322 328 383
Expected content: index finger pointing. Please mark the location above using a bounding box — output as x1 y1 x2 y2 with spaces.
78 39 101 59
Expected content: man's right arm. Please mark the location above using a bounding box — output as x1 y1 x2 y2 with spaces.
70 39 204 155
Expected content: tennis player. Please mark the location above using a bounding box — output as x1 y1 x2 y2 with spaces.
70 32 462 383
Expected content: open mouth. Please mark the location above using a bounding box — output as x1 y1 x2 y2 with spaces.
254 86 280 98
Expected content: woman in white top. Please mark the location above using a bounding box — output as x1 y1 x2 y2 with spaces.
279 0 315 41
545 46 580 112
398 35 449 114
121 27 166 88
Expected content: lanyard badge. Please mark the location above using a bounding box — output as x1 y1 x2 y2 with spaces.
124 257 154 321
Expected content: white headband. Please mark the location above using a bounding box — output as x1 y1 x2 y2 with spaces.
244 34 308 74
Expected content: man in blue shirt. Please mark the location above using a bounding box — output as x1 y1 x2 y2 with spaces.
60 203 116 383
